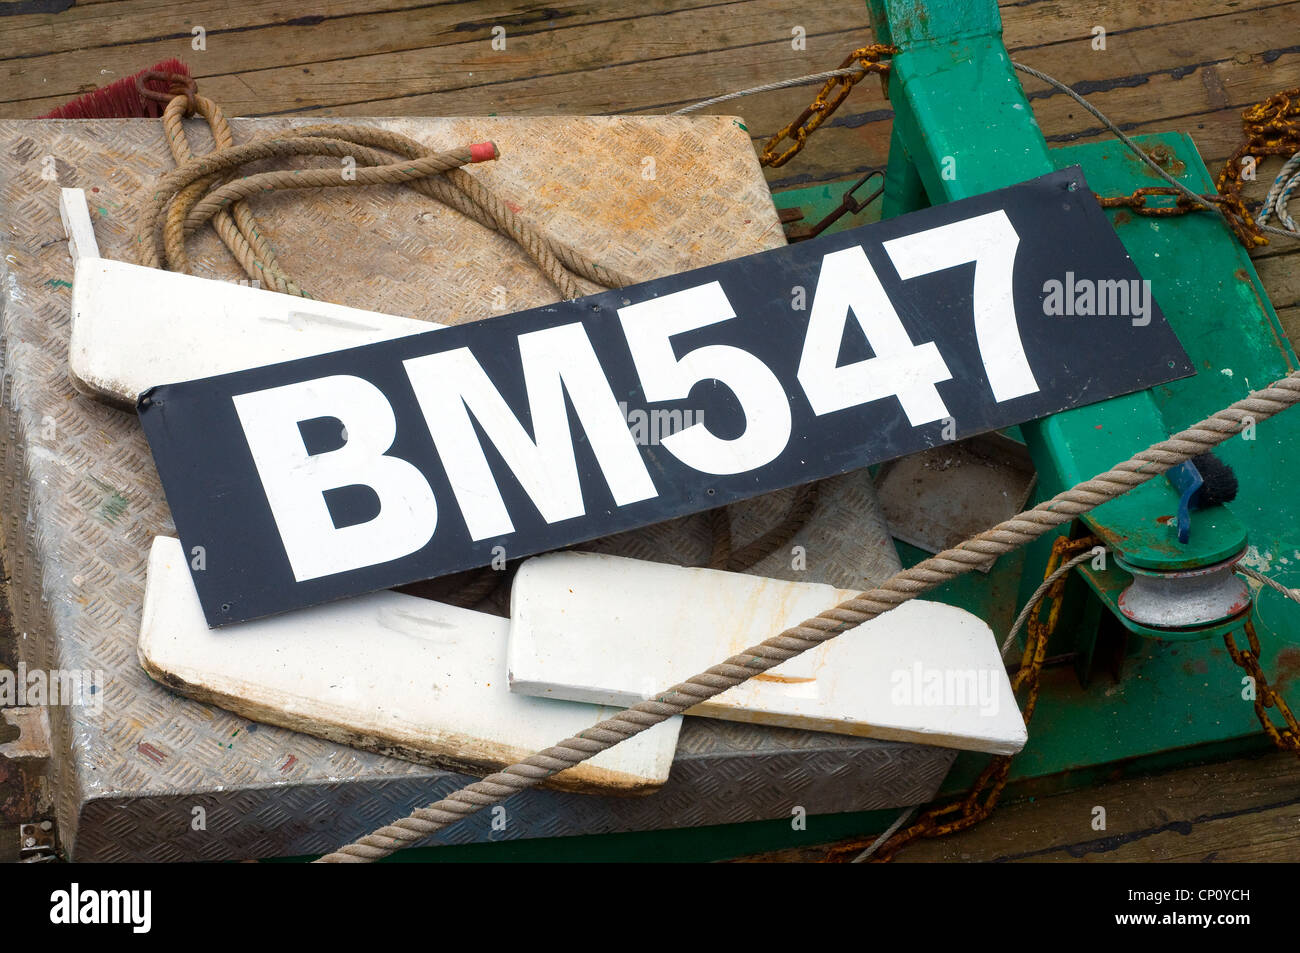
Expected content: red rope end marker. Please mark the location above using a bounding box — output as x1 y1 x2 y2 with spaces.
469 141 499 163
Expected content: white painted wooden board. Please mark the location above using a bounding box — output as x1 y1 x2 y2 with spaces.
508 552 1027 755
138 537 681 794
69 256 439 407
59 188 101 262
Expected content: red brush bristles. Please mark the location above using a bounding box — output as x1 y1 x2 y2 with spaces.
39 58 191 119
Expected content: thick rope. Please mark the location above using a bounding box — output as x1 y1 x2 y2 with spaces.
158 95 296 293
136 95 633 300
1256 151 1300 234
317 370 1300 862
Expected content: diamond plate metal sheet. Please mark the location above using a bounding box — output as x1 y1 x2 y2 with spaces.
74 720 954 862
0 116 946 862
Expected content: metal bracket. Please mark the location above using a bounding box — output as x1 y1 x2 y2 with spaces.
784 170 884 241
19 821 57 862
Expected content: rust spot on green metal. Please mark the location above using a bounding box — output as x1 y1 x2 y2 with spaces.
1135 144 1186 179
1274 647 1300 692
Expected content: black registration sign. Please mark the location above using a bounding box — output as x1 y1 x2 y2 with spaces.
139 168 1192 626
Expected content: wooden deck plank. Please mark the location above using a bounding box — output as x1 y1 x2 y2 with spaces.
2 0 1273 75
5 24 864 119
12 0 1284 200
1274 305 1300 349
260 0 1283 118
0 1 754 111
210 18 870 118
1 0 439 60
737 750 1300 862
899 751 1300 863
129 2 1292 159
2 0 1285 116
1256 255 1300 313
750 4 1300 189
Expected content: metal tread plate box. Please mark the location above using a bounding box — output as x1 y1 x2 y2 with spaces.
0 115 952 861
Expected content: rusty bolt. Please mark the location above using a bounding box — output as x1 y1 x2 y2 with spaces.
1147 144 1173 166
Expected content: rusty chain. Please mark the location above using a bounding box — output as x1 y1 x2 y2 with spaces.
1094 185 1226 217
1216 86 1300 246
758 45 895 168
762 45 1299 250
1095 86 1300 246
1224 618 1300 753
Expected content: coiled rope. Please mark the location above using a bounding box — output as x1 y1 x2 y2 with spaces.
318 371 1300 861
1256 152 1300 235
134 93 636 301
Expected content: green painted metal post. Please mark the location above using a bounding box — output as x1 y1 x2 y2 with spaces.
866 0 1248 608
880 128 927 219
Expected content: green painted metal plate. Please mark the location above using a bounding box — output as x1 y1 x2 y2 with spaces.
940 131 1300 793
771 179 885 238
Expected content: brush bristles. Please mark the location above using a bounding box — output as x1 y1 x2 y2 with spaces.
1191 451 1239 507
39 58 190 120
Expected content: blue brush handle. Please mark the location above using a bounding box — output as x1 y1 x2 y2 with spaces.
1166 460 1204 544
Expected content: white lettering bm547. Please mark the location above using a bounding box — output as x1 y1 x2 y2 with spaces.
232 211 1037 582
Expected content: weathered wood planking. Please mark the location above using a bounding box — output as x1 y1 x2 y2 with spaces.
751 24 1300 190
0 0 857 111
886 751 1300 863
736 750 1300 862
3 1 1292 134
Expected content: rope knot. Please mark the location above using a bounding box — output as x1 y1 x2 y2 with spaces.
137 70 198 116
